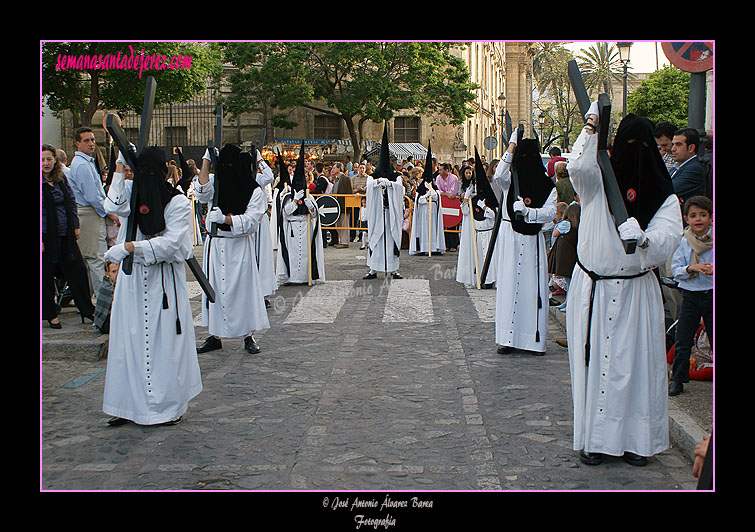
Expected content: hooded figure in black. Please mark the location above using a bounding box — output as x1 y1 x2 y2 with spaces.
132 146 181 236
507 137 555 236
491 126 558 354
192 142 271 355
276 143 324 285
609 113 674 230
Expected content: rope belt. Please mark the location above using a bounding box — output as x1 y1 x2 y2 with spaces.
576 258 651 367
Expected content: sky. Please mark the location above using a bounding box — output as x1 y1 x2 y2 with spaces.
562 41 671 73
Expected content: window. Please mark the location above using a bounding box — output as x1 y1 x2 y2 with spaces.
394 116 420 142
314 115 341 139
164 126 188 147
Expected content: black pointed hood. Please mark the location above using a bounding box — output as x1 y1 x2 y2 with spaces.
216 144 257 218
132 146 179 236
610 113 674 230
507 135 554 235
472 146 498 219
417 140 436 195
372 123 400 182
291 142 307 193
276 149 290 191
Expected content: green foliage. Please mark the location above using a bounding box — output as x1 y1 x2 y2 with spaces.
42 42 223 126
221 42 479 141
627 66 690 126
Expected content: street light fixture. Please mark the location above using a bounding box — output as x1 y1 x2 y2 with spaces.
616 42 633 117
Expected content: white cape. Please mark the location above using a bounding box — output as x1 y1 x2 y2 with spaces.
409 188 446 255
566 129 682 457
365 176 404 273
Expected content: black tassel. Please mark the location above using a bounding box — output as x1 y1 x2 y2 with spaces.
585 343 591 367
536 330 540 343
163 292 169 309
176 318 182 335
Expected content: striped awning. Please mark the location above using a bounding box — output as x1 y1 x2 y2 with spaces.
362 142 428 161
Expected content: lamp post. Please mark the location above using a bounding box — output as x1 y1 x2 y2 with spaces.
539 113 545 152
617 42 633 118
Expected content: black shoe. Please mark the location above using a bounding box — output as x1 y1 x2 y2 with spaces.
48 319 62 329
497 346 512 354
158 416 182 426
244 335 260 354
622 451 648 466
107 416 131 427
392 272 403 279
265 299 271 309
197 336 222 353
363 272 377 280
481 283 494 289
579 450 603 465
668 381 683 396
549 298 561 306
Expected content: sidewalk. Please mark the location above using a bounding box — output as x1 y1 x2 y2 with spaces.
40 244 713 463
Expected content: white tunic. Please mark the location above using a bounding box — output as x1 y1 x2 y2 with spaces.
566 129 682 457
193 175 270 337
492 160 557 352
252 174 276 298
276 194 325 285
365 176 404 273
409 188 446 255
102 179 202 425
456 192 497 287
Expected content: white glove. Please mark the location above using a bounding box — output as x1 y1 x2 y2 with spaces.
618 217 646 244
509 127 519 146
202 148 212 161
464 186 474 200
477 199 486 209
513 197 528 215
378 178 390 188
104 243 130 264
585 100 599 123
294 189 305 201
116 149 127 166
206 207 226 225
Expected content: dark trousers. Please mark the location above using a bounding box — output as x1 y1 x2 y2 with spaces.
42 235 95 321
672 288 713 384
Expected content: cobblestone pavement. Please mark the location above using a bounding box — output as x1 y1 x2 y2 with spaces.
41 244 699 492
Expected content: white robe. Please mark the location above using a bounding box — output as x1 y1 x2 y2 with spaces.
492 157 557 353
566 129 682 457
456 192 497 287
276 193 325 285
409 188 446 255
252 175 276 298
193 175 270 337
102 178 202 425
365 176 404 273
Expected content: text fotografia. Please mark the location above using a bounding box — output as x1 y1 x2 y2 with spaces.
55 45 191 79
325 494 433 528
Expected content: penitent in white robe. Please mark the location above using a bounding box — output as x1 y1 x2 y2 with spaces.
566 128 682 458
193 175 270 338
492 158 557 353
365 176 404 273
252 175 276 298
409 188 446 255
456 191 497 288
276 193 325 285
102 177 202 425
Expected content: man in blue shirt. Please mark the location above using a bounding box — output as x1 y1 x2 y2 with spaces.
670 128 707 210
68 127 119 297
669 195 713 396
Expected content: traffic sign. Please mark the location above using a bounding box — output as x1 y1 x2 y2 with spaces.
315 195 341 226
483 136 498 150
661 42 713 73
440 196 462 227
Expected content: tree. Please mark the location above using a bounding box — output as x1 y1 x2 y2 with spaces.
627 66 690 126
531 42 578 151
221 42 479 161
575 42 637 101
42 42 223 128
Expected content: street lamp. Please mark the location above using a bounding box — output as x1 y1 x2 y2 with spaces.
539 113 545 152
617 42 633 118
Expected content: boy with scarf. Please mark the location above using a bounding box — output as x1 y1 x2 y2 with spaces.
668 195 713 396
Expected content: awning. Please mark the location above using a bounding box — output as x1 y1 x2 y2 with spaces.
362 142 427 162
